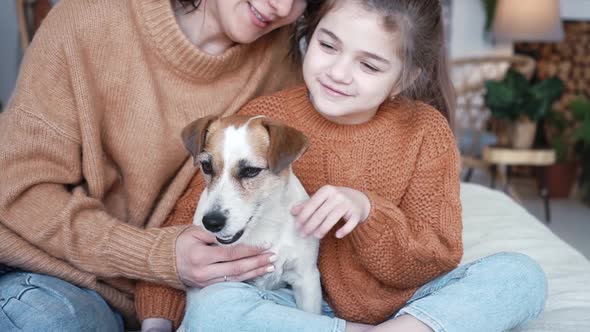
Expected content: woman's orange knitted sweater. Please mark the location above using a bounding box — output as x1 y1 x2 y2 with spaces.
136 85 463 325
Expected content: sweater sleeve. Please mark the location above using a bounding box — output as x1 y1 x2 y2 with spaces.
0 11 186 289
349 121 463 288
135 174 206 328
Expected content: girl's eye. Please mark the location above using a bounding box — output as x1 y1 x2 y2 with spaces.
201 161 213 175
239 167 263 179
362 62 380 73
319 41 336 52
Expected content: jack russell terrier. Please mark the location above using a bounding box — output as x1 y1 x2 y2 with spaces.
180 114 322 315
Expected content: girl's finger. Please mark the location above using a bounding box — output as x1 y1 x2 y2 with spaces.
290 201 305 215
314 205 347 239
336 214 361 238
300 198 338 236
292 189 330 225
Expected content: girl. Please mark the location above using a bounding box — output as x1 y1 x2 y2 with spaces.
0 0 312 330
137 0 548 331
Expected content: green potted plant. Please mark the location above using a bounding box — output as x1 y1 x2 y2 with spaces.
570 97 590 205
543 108 580 197
481 0 498 36
484 68 564 149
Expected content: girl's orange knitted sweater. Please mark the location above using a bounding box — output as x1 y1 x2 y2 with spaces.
136 85 463 325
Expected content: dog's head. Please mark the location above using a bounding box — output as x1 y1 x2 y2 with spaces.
181 114 308 245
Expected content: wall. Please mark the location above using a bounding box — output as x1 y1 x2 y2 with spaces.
450 0 590 60
0 0 22 107
562 0 590 21
450 0 513 59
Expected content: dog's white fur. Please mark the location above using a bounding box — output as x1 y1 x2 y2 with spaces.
181 115 322 323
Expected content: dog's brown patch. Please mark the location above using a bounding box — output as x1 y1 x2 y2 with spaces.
183 115 308 195
181 115 218 165
260 118 308 174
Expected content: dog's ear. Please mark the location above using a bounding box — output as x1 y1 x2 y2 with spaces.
181 115 218 165
261 119 309 174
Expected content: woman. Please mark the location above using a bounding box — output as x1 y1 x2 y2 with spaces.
0 0 311 330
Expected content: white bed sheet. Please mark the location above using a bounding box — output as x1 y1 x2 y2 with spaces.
461 183 590 331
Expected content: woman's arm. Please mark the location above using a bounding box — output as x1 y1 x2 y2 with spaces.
0 10 186 288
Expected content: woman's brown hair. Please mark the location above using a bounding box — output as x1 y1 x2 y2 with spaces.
292 0 455 125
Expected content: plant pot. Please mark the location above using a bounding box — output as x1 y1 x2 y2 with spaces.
511 120 537 149
489 118 511 147
542 161 580 198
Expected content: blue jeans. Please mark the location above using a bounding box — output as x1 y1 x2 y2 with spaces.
0 272 124 331
182 252 547 332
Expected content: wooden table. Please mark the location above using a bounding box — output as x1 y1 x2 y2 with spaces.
482 146 556 223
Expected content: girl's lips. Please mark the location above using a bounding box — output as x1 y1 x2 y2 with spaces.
319 81 351 97
248 3 270 28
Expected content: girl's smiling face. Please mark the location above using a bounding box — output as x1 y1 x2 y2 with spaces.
302 0 404 125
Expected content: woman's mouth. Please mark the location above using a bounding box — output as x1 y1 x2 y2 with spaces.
248 2 270 28
216 229 245 245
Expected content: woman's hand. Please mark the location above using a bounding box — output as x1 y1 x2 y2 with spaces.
175 226 276 288
291 185 371 239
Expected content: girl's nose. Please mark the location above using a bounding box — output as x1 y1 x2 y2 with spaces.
268 0 294 18
327 57 353 85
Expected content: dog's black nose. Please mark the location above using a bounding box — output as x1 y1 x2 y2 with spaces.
202 211 226 233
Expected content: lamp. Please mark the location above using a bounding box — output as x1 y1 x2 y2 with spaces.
493 0 564 42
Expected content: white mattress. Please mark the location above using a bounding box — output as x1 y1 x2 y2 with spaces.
461 183 590 331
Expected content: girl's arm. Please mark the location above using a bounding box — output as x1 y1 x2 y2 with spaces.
349 125 463 288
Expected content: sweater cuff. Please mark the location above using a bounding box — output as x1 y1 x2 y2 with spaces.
135 282 186 329
350 190 402 250
108 223 191 289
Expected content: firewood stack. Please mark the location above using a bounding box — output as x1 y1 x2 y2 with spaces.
516 22 590 112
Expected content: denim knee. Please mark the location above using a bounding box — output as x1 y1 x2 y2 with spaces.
183 282 261 331
0 273 122 332
483 252 548 318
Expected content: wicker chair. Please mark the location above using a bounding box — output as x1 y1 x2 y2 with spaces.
451 54 536 182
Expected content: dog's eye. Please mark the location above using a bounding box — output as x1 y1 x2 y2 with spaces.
201 161 213 175
239 167 263 179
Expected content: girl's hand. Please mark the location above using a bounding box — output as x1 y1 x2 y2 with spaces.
291 185 371 239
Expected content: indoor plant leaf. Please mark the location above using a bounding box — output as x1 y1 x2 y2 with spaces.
551 135 568 163
571 116 590 150
530 77 565 103
570 96 590 122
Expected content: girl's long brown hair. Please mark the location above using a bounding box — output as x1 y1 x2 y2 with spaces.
292 0 455 126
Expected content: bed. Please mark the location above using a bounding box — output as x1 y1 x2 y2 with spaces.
460 183 590 331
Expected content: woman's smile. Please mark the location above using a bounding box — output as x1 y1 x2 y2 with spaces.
248 2 271 28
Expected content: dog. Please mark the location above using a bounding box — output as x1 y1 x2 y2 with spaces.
180 114 322 315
